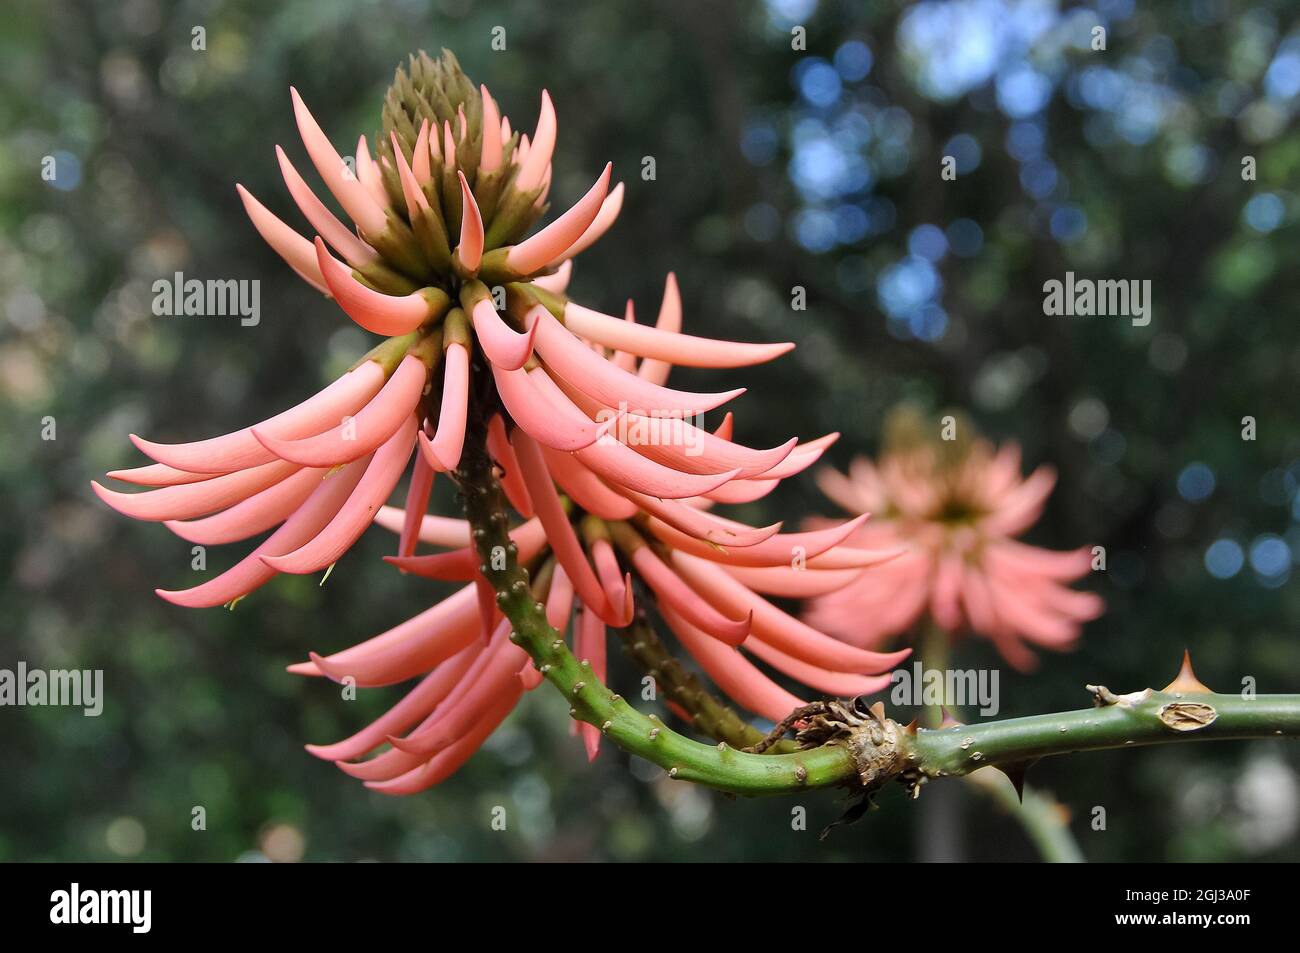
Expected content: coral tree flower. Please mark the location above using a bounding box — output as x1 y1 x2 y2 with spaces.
95 51 907 794
806 411 1104 671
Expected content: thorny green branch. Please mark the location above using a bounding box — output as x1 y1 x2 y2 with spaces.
454 415 1300 801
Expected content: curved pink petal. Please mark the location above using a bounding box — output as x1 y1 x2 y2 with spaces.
506 163 611 275
479 85 502 172
576 434 743 499
92 458 299 522
515 90 556 192
386 516 547 581
491 363 607 452
456 171 484 272
276 145 379 267
252 353 425 467
629 544 750 645
260 415 417 574
471 298 537 370
315 238 438 336
743 638 894 697
722 564 864 598
397 452 435 558
373 506 470 547
539 446 638 520
235 183 327 293
531 259 572 294
130 362 385 473
164 466 327 545
155 456 367 608
486 414 534 517
290 87 387 235
107 463 224 487
575 601 607 761
548 182 624 268
623 491 782 547
424 341 470 471
637 273 683 385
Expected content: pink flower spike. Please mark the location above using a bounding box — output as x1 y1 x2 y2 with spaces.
456 171 485 272
289 87 387 236
412 120 433 186
490 364 609 452
164 466 328 545
235 184 327 293
106 463 224 487
548 183 624 268
531 311 743 416
155 456 368 608
92 458 299 523
389 133 431 224
314 238 437 335
630 544 750 645
515 90 556 192
471 298 536 370
660 604 804 723
260 414 417 575
531 259 572 294
252 353 426 467
564 300 793 369
425 341 470 471
480 85 502 172
130 361 385 474
510 429 619 625
486 414 534 517
506 163 612 276
398 452 435 558
276 145 379 267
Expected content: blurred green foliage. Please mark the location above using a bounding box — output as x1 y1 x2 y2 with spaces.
2 0 1298 861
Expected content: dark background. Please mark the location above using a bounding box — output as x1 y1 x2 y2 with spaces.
2 0 1298 861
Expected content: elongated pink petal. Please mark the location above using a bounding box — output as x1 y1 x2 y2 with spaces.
291 583 478 685
637 273 683 385
276 145 379 267
475 571 499 642
457 171 484 271
588 540 633 627
576 434 742 499
479 85 502 172
364 685 521 794
486 414 534 517
261 415 417 574
546 563 576 635
743 637 894 697
386 517 547 581
164 466 328 545
93 458 299 522
107 463 224 487
548 183 624 268
533 311 742 416
670 551 911 674
702 478 779 504
411 121 432 186
723 564 864 598
373 506 470 546
398 453 435 558
506 163 611 275
253 354 425 467
423 341 469 471
758 434 839 481
304 641 479 763
355 134 391 208
315 238 437 335
290 87 387 235
471 298 536 370
391 132 431 219
660 604 805 723
622 491 782 547
575 601 606 761
155 458 367 608
531 259 572 294
564 300 792 369
515 90 556 192
236 184 327 292
511 429 619 625
490 363 607 452
630 545 750 645
539 446 638 520
130 362 385 473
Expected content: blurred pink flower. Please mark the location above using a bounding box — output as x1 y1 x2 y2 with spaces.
806 436 1104 671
